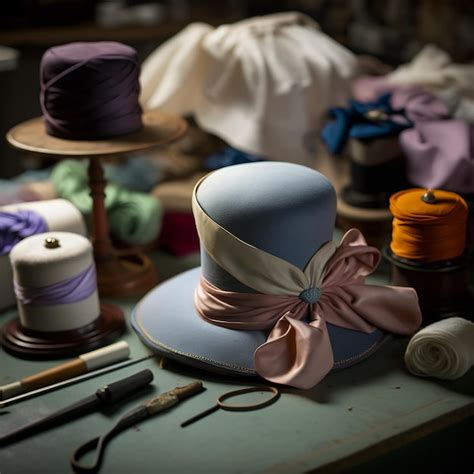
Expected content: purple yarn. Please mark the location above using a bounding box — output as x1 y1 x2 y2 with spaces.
14 265 97 307
40 42 143 140
0 210 48 256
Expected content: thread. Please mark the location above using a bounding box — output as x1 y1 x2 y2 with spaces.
390 188 468 263
40 42 142 140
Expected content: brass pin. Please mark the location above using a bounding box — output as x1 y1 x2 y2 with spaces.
421 189 436 204
44 237 61 249
365 109 388 121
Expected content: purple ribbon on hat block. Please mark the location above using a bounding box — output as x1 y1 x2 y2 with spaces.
0 210 48 256
14 265 97 307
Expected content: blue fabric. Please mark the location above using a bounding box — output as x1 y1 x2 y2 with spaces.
104 157 163 193
321 93 412 155
204 147 263 170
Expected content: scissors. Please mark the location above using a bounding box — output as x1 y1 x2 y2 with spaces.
181 385 280 427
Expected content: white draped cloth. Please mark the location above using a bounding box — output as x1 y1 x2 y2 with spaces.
140 12 357 164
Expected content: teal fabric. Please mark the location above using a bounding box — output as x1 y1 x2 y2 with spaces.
51 160 162 245
104 157 163 193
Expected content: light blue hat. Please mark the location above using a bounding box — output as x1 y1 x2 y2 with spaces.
132 162 387 382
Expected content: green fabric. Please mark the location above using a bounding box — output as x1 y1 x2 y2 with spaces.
51 160 162 245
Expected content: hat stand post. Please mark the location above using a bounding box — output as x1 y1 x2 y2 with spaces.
87 155 157 297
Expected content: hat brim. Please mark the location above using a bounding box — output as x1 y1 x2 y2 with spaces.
131 267 387 377
6 110 187 157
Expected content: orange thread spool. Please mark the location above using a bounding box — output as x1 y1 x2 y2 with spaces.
386 188 471 323
390 188 468 263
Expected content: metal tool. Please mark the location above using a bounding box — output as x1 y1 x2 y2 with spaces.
181 385 279 427
71 381 204 473
0 369 154 446
0 354 154 409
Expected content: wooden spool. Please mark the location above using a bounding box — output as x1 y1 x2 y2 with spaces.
383 248 473 325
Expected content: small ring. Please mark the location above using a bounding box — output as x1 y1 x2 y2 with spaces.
217 386 280 412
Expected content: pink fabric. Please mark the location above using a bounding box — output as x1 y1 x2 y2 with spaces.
195 229 422 389
401 119 474 194
352 77 449 123
391 87 449 123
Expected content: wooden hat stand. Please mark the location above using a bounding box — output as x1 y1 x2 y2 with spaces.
7 111 187 298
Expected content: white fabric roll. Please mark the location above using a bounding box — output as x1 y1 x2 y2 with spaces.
0 199 86 310
140 12 357 164
404 317 474 380
10 231 100 332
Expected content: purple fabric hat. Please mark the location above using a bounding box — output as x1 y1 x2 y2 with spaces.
40 41 142 140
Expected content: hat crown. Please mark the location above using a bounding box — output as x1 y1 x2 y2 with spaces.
196 162 336 292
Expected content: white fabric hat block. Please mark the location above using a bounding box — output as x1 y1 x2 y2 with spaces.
10 232 99 333
0 199 86 310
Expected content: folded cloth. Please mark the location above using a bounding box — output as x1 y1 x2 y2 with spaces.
104 156 163 193
204 147 263 170
321 93 411 155
387 44 474 124
0 210 48 256
405 317 474 380
140 12 357 163
0 169 55 205
400 119 474 194
388 44 474 94
51 160 162 245
390 87 449 123
352 78 450 121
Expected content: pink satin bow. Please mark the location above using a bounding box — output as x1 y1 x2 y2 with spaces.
195 229 422 389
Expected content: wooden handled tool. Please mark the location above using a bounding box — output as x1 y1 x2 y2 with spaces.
0 341 130 400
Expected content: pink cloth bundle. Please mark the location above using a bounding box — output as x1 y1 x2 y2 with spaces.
400 119 474 194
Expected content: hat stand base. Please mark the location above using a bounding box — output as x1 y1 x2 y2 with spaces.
96 252 158 298
337 195 392 249
1 303 125 360
382 248 473 325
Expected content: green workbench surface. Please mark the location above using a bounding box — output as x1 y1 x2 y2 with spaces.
0 250 473 474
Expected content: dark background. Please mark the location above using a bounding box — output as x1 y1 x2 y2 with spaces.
1 0 473 178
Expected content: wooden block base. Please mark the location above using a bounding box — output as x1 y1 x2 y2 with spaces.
1 303 125 360
96 251 158 298
383 248 473 325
